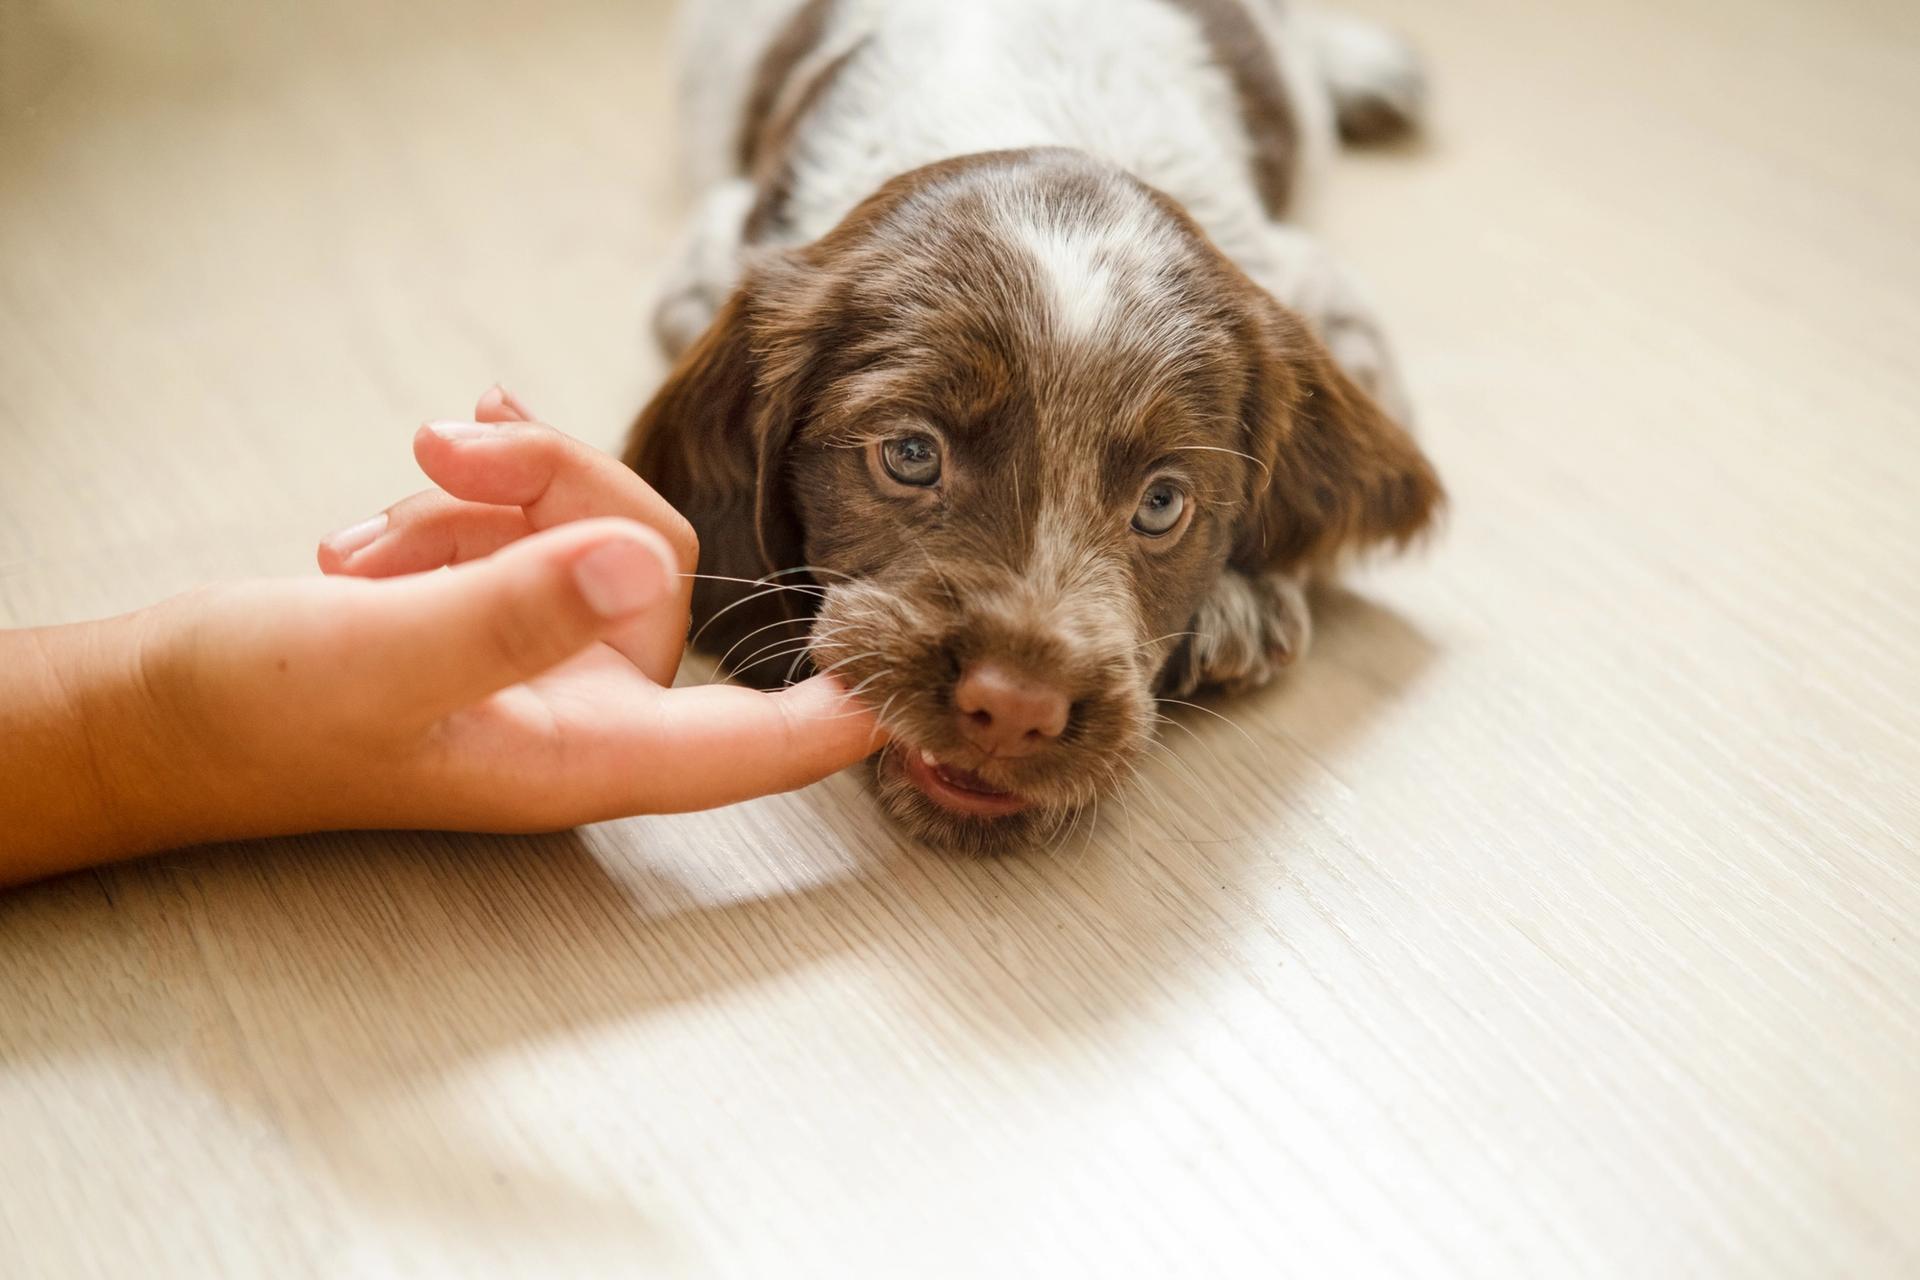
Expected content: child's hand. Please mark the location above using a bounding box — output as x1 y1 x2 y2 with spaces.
301 385 883 823
1 389 881 886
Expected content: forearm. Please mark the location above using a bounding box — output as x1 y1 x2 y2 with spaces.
0 613 214 886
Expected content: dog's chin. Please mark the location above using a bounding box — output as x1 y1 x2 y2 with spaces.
869 744 1082 856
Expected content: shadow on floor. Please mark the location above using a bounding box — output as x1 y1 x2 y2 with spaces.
1 583 1435 1254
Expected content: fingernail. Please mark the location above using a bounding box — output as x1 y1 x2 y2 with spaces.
321 513 387 558
427 419 505 441
573 537 670 618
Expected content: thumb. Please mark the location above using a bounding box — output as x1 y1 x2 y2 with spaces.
355 518 678 720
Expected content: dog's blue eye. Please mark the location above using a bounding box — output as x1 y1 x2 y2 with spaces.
882 434 943 487
1132 481 1186 537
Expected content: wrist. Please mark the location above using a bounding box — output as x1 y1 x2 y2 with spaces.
93 592 288 856
6 600 261 881
58 608 224 863
0 615 165 884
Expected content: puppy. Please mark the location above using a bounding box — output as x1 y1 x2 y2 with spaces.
627 0 1443 853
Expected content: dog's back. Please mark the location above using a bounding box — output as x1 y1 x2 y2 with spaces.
671 0 1339 266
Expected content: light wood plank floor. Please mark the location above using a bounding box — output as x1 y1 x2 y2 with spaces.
3 0 1916 1275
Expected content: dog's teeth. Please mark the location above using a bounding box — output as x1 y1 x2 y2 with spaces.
920 749 940 768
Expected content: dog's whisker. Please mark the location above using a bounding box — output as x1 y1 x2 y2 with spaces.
731 640 819 677
700 627 847 690
1140 749 1237 845
723 621 857 679
781 623 855 685
805 685 921 726
1056 793 1102 871
1103 760 1146 854
870 689 906 729
1157 697 1262 753
679 564 854 586
688 583 826 650
1141 733 1215 803
1117 755 1182 841
1164 444 1272 482
1060 801 1089 859
1130 630 1203 653
796 676 891 725
714 615 816 673
811 649 884 680
1121 759 1159 852
1140 735 1251 844
728 623 849 674
1151 711 1244 792
677 572 829 592
680 569 848 653
840 671 890 703
902 537 959 604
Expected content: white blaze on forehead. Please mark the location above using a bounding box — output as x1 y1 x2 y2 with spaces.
1002 186 1174 344
1019 221 1122 341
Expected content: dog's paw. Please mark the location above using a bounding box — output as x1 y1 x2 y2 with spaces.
1162 569 1313 699
1315 14 1428 145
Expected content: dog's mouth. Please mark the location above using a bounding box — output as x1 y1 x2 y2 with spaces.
892 744 1033 819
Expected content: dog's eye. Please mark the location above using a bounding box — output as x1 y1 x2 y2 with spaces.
881 434 943 487
1132 480 1187 537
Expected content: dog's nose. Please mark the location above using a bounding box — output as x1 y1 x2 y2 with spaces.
954 661 1071 757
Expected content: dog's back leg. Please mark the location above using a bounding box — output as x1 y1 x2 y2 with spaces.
1307 9 1428 145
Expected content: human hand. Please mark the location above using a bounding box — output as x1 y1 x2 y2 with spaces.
303 386 883 824
1 389 880 885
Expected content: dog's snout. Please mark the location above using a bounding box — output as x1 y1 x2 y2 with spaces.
954 661 1071 758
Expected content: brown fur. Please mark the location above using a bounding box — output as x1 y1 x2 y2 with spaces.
742 40 868 245
1163 0 1302 217
732 0 1302 240
736 0 836 177
626 149 1441 852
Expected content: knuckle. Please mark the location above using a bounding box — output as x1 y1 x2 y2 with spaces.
521 419 566 458
389 490 435 520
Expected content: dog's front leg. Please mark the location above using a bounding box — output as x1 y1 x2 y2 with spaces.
650 177 756 361
1161 567 1313 698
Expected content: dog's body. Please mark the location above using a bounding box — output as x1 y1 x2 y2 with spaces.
628 0 1441 851
657 0 1418 411
663 0 1324 330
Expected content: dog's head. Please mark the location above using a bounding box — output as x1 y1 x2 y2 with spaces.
630 149 1439 852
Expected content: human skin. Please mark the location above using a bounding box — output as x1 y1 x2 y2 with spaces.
0 388 882 888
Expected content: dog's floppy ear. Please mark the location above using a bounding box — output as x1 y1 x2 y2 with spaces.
626 281 806 577
625 264 817 679
1233 294 1444 572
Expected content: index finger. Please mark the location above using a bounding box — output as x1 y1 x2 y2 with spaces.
618 676 887 812
412 420 696 683
413 420 698 572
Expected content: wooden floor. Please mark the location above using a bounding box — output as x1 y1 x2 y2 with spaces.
4 0 1917 1274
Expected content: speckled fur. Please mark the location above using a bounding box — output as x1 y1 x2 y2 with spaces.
627 149 1441 851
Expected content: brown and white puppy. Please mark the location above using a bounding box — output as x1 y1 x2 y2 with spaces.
627 0 1441 853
